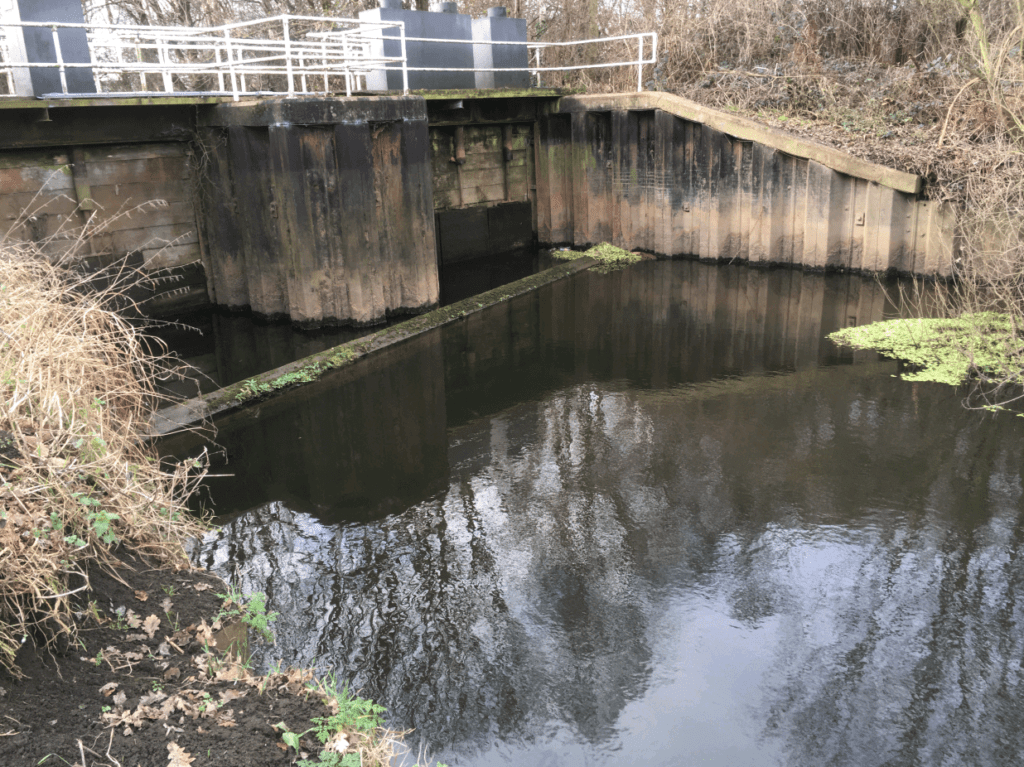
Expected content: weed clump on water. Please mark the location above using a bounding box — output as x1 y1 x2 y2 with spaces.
553 242 642 273
828 312 1024 389
0 242 206 676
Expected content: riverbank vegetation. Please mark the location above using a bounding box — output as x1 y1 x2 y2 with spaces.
0 239 206 675
0 239 412 765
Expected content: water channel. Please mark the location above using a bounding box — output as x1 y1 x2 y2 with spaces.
161 259 1024 766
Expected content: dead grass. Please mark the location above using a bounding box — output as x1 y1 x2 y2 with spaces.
0 237 206 676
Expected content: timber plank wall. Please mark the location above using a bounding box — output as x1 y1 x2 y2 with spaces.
196 97 439 326
0 143 204 314
541 93 953 277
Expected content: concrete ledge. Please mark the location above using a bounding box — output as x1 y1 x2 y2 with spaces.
557 92 922 195
199 95 427 126
147 257 597 437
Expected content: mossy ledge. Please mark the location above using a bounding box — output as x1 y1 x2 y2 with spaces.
148 257 597 436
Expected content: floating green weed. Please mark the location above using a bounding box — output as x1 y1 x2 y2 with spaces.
552 242 642 273
827 312 1024 387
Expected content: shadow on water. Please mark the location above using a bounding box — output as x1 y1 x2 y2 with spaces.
162 261 1024 767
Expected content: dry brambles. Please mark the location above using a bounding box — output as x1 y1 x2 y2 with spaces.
0 236 206 676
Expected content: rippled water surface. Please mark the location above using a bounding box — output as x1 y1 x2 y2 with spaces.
165 261 1024 766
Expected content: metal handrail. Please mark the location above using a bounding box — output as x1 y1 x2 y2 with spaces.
0 15 657 99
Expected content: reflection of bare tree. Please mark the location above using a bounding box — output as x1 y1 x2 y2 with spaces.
195 387 666 754
196 369 1024 763
188 262 1024 764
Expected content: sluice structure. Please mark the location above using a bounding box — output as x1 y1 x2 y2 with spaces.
0 4 952 328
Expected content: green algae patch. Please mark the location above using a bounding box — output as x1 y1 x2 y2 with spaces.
828 313 1024 387
553 242 641 273
233 348 358 404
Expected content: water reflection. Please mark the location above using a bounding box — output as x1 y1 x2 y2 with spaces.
183 262 1024 766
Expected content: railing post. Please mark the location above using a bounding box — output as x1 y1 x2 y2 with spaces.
322 41 330 93
51 25 68 94
399 22 408 94
283 16 294 96
534 47 541 88
216 47 225 92
134 38 146 91
86 28 101 93
158 33 172 92
224 28 238 100
637 35 643 92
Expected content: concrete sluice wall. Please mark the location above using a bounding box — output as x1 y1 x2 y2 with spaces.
0 90 953 332
538 93 954 277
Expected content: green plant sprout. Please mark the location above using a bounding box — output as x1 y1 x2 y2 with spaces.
216 587 279 643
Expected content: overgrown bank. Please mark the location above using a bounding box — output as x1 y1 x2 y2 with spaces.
0 246 410 765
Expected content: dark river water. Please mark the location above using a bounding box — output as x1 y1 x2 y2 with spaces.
162 260 1024 766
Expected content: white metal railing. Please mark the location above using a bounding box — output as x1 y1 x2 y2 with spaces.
0 15 407 99
0 15 657 100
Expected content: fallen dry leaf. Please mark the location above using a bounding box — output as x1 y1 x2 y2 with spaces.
112 691 127 707
134 590 148 602
192 583 212 592
142 614 161 639
167 742 194 766
99 682 118 697
139 691 167 707
125 609 142 629
161 597 173 613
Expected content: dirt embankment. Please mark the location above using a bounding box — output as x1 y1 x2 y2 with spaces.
1 556 335 767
